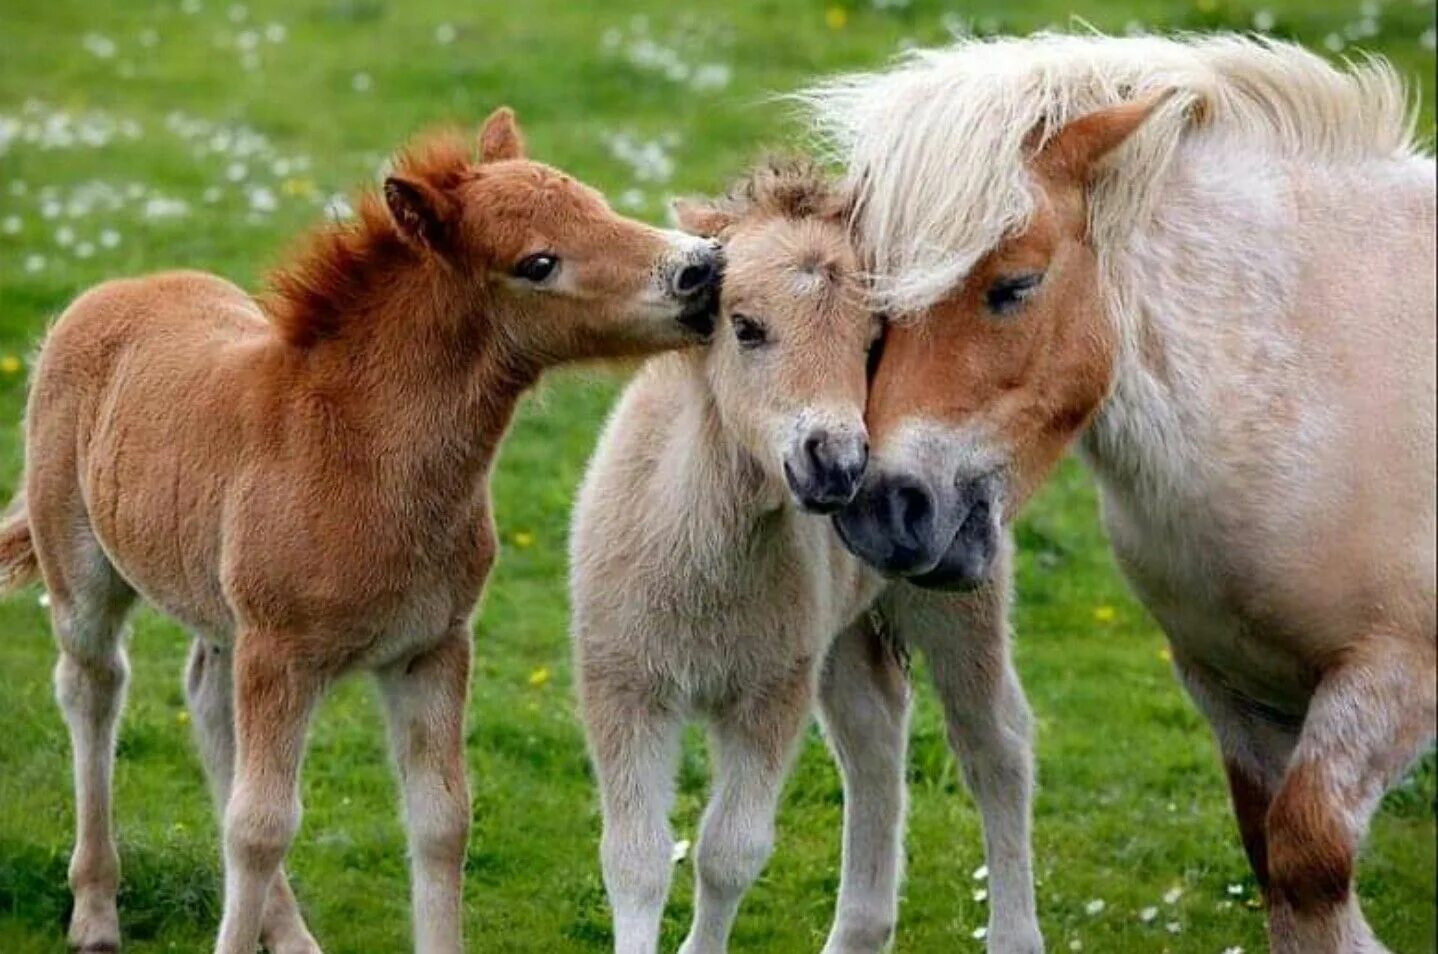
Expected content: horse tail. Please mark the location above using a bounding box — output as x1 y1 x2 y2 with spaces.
0 491 40 594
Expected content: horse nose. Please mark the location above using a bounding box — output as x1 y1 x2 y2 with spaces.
831 474 941 576
787 429 869 513
670 245 722 298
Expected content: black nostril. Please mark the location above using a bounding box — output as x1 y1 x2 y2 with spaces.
803 431 830 471
675 260 715 295
889 482 933 546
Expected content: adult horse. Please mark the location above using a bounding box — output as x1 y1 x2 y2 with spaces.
807 33 1436 953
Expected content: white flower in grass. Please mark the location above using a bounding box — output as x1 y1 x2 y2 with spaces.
24 253 46 273
1124 20 1146 36
8 180 26 197
324 194 354 220
1084 899 1105 916
74 241 95 259
181 0 202 14
972 864 988 881
2 215 20 234
1324 33 1346 52
971 926 987 941
1253 9 1276 31
973 888 988 903
143 196 190 219
352 71 373 93
248 185 277 213
1163 886 1183 905
1360 0 1381 16
1226 883 1245 896
226 161 248 182
38 591 51 607
139 28 159 48
435 23 457 45
240 51 260 72
203 186 223 204
600 27 622 51
691 63 731 91
670 838 690 863
83 33 117 60
228 4 249 24
54 226 75 247
1222 947 1244 954
1422 27 1436 51
265 22 287 43
41 198 62 219
1138 906 1158 923
100 228 121 249
1165 920 1182 934
1067 941 1082 952
236 30 259 51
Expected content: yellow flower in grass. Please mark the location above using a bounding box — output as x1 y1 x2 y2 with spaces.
176 709 191 725
825 6 848 31
512 530 535 549
1158 646 1172 663
528 666 551 688
0 354 22 375
281 176 318 199
1093 605 1117 624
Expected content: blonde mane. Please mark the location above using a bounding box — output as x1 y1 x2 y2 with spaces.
799 32 1422 314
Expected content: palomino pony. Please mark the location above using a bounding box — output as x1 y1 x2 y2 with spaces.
570 160 1040 954
0 107 720 954
806 33 1436 953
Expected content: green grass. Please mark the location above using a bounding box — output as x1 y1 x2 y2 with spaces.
1 1 1434 951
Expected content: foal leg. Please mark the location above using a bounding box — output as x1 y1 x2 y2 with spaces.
680 662 813 954
1264 635 1435 954
816 615 911 954
580 669 685 954
898 570 1042 954
376 631 473 954
184 639 321 954
1174 657 1299 895
216 635 323 954
48 544 136 952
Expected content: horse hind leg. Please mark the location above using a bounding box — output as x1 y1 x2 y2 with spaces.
184 639 321 954
45 532 137 952
1264 635 1436 954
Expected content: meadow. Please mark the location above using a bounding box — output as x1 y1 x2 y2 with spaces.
1 1 1434 951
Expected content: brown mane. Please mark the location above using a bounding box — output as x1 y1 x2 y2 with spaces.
263 129 476 346
718 154 848 223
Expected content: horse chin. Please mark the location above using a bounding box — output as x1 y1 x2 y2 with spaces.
907 499 999 591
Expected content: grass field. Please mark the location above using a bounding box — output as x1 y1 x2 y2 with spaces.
1 1 1434 952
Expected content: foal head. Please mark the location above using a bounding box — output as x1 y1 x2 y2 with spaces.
272 107 720 362
676 160 876 512
835 97 1165 586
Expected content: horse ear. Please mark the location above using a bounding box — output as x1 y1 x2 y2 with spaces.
479 106 526 162
672 198 733 238
1034 90 1176 184
383 175 454 250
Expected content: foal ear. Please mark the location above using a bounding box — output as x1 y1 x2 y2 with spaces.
1034 90 1176 184
671 198 734 238
479 106 526 162
383 175 455 251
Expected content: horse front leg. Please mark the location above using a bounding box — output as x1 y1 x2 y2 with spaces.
217 634 323 954
898 554 1043 954
1264 634 1435 954
376 630 474 954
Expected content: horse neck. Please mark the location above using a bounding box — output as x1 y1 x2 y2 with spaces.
281 268 536 496
1082 140 1300 504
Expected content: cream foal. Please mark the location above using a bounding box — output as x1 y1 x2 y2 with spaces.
569 161 1041 954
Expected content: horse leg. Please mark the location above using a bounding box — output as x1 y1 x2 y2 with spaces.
816 615 911 954
47 535 136 953
580 668 684 954
680 663 812 954
1174 657 1299 895
1264 635 1435 954
376 631 472 954
216 635 322 954
184 639 321 954
898 569 1042 954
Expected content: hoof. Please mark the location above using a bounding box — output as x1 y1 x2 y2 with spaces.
68 896 121 953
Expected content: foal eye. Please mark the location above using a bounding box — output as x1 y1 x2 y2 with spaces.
984 272 1044 316
731 314 768 349
513 253 559 283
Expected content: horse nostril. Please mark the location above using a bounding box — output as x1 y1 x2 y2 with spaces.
803 431 830 471
674 260 716 296
889 481 933 546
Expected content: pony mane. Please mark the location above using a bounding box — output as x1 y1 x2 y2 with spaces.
265 129 475 345
717 154 847 223
798 31 1422 313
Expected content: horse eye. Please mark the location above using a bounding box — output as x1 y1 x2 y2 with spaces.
731 314 768 348
985 272 1044 316
513 253 558 283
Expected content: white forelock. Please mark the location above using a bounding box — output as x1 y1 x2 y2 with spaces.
797 31 1421 314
